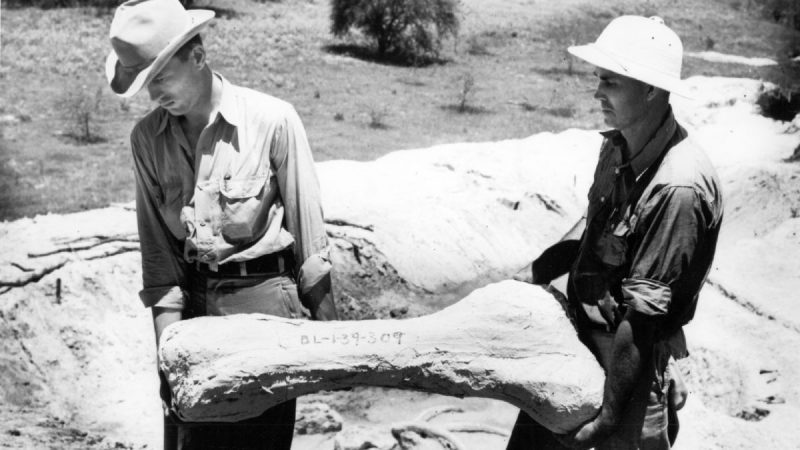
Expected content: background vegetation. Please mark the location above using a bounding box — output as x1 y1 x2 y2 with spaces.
330 0 459 64
0 0 798 220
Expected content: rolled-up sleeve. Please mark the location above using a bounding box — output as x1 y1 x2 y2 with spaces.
270 106 332 300
622 186 705 317
131 128 188 310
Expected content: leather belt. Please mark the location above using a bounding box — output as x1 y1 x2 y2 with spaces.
195 250 293 277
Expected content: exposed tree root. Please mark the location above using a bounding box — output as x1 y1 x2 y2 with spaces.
391 422 466 450
1 237 140 288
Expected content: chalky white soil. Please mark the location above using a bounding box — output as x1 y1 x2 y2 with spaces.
1 75 798 449
685 51 778 67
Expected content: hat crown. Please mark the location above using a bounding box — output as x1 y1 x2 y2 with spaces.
105 0 213 97
594 15 683 80
109 0 191 68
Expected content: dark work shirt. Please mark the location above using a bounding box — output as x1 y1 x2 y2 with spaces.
568 110 724 356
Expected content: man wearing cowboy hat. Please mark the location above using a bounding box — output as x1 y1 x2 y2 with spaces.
106 0 338 448
506 16 723 449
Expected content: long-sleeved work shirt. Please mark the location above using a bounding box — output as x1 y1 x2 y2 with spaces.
131 75 330 311
568 109 724 357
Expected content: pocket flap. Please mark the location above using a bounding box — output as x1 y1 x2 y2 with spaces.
219 176 267 199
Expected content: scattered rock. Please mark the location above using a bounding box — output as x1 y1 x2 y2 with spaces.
389 306 408 318
497 198 521 210
336 291 378 321
334 424 395 450
760 395 786 405
736 406 771 422
295 402 344 435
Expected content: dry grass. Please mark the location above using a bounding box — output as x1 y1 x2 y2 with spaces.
0 0 796 220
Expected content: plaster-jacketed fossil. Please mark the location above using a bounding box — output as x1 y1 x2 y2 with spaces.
159 280 605 433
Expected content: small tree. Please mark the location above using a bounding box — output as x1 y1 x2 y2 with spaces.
456 72 475 113
330 0 459 62
58 84 105 144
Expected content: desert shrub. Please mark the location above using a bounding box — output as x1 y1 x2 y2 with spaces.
441 72 488 114
465 35 491 56
757 82 800 121
57 84 106 144
330 0 459 63
761 52 800 110
367 106 389 129
456 72 476 113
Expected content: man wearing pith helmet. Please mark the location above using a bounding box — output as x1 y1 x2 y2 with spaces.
106 0 338 448
507 16 723 449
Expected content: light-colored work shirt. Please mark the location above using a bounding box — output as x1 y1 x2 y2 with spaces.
131 75 330 310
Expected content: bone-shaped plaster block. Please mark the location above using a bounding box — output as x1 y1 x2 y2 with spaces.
159 280 604 433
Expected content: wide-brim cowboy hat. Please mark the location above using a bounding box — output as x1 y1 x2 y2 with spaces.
568 15 693 99
105 0 214 98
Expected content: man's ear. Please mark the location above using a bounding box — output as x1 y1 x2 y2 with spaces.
645 85 668 102
645 84 658 101
191 45 206 69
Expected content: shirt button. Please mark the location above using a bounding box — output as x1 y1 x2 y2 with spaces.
600 196 606 202
199 222 206 227
614 168 620 175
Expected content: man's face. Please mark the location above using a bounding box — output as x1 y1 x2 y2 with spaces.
146 52 203 116
593 67 651 130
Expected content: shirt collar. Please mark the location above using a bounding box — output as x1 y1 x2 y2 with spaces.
215 73 241 128
154 72 240 136
599 108 677 178
156 109 171 136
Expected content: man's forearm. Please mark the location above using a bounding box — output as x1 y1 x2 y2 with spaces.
531 239 580 284
152 307 182 350
300 272 338 321
570 310 656 448
599 310 656 426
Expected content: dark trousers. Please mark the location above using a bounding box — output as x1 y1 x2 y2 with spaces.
162 267 309 450
164 400 296 450
506 411 570 449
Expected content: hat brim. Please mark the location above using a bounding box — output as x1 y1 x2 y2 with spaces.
106 9 215 98
568 43 694 99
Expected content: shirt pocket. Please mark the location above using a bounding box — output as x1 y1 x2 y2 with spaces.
593 220 629 269
218 175 269 242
